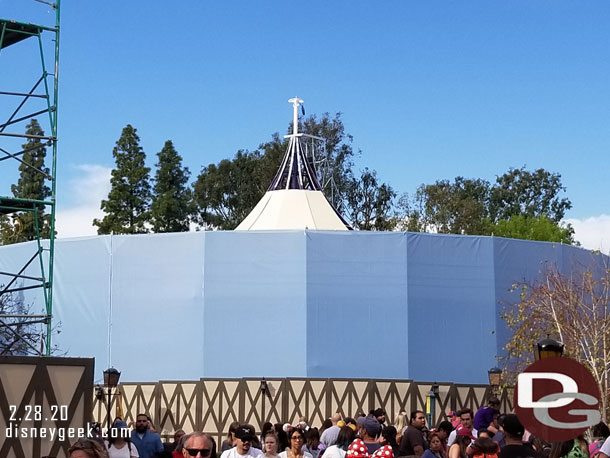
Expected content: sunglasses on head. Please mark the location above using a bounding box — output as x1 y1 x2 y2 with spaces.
186 449 211 457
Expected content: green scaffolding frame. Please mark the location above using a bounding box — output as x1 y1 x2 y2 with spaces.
0 2 61 356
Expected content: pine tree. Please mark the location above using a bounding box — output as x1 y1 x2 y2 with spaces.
0 119 51 244
150 140 192 232
93 124 151 234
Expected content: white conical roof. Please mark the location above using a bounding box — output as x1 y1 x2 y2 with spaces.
236 189 349 230
235 97 351 231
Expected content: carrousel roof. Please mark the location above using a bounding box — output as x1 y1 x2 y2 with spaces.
235 97 351 231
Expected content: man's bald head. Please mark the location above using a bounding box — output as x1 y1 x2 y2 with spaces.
182 433 214 458
331 413 342 424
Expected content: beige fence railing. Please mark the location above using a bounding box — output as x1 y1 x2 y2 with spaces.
0 356 94 458
93 378 513 446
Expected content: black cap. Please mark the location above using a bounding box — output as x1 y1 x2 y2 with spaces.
235 425 255 441
501 414 524 437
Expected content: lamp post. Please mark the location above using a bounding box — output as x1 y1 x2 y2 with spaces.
534 337 564 361
488 367 502 395
426 383 439 427
103 367 121 432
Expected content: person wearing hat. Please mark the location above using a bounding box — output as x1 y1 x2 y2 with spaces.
447 412 460 429
221 425 264 458
497 414 538 458
447 409 477 447
448 427 475 458
357 416 382 454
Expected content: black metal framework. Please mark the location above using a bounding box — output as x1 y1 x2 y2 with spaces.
0 2 61 355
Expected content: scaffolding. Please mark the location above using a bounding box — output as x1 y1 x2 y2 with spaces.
0 1 61 356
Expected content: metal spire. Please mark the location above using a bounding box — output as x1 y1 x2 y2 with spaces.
268 97 323 191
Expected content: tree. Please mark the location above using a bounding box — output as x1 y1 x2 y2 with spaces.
490 215 576 244
398 167 575 243
193 150 264 230
502 261 610 420
0 119 51 244
299 113 356 215
401 177 491 234
489 167 572 223
0 288 61 355
346 168 396 230
93 125 151 234
150 140 192 232
192 113 393 230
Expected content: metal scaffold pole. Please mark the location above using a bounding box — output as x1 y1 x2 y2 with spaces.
0 0 61 356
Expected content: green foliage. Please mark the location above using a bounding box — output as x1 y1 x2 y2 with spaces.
150 140 192 233
0 119 51 244
93 125 152 234
192 113 394 231
346 168 396 230
489 167 572 223
490 214 576 244
402 177 491 234
399 167 574 243
192 150 264 230
299 114 356 215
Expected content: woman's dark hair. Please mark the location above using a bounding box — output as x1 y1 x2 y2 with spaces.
454 435 472 458
289 427 306 440
227 421 240 441
549 440 576 458
108 423 131 446
305 428 320 450
477 429 492 439
275 423 289 451
261 422 274 440
320 418 333 434
381 426 398 448
592 422 610 439
437 421 453 435
472 437 498 454
344 417 356 427
336 426 356 450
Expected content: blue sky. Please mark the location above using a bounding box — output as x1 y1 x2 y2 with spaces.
1 1 609 248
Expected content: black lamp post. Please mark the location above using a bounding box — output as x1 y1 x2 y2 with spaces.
488 367 502 395
103 367 121 432
534 337 564 361
260 378 268 395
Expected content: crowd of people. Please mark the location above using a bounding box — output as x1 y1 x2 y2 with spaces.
67 399 610 458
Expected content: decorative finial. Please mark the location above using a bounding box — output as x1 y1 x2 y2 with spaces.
288 97 304 135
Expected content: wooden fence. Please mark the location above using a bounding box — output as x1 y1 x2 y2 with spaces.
93 378 513 446
0 356 94 458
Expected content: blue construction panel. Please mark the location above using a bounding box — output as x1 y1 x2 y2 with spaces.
306 232 408 378
54 236 111 364
407 233 497 383
202 231 307 378
109 232 206 382
492 238 565 362
1 231 607 383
